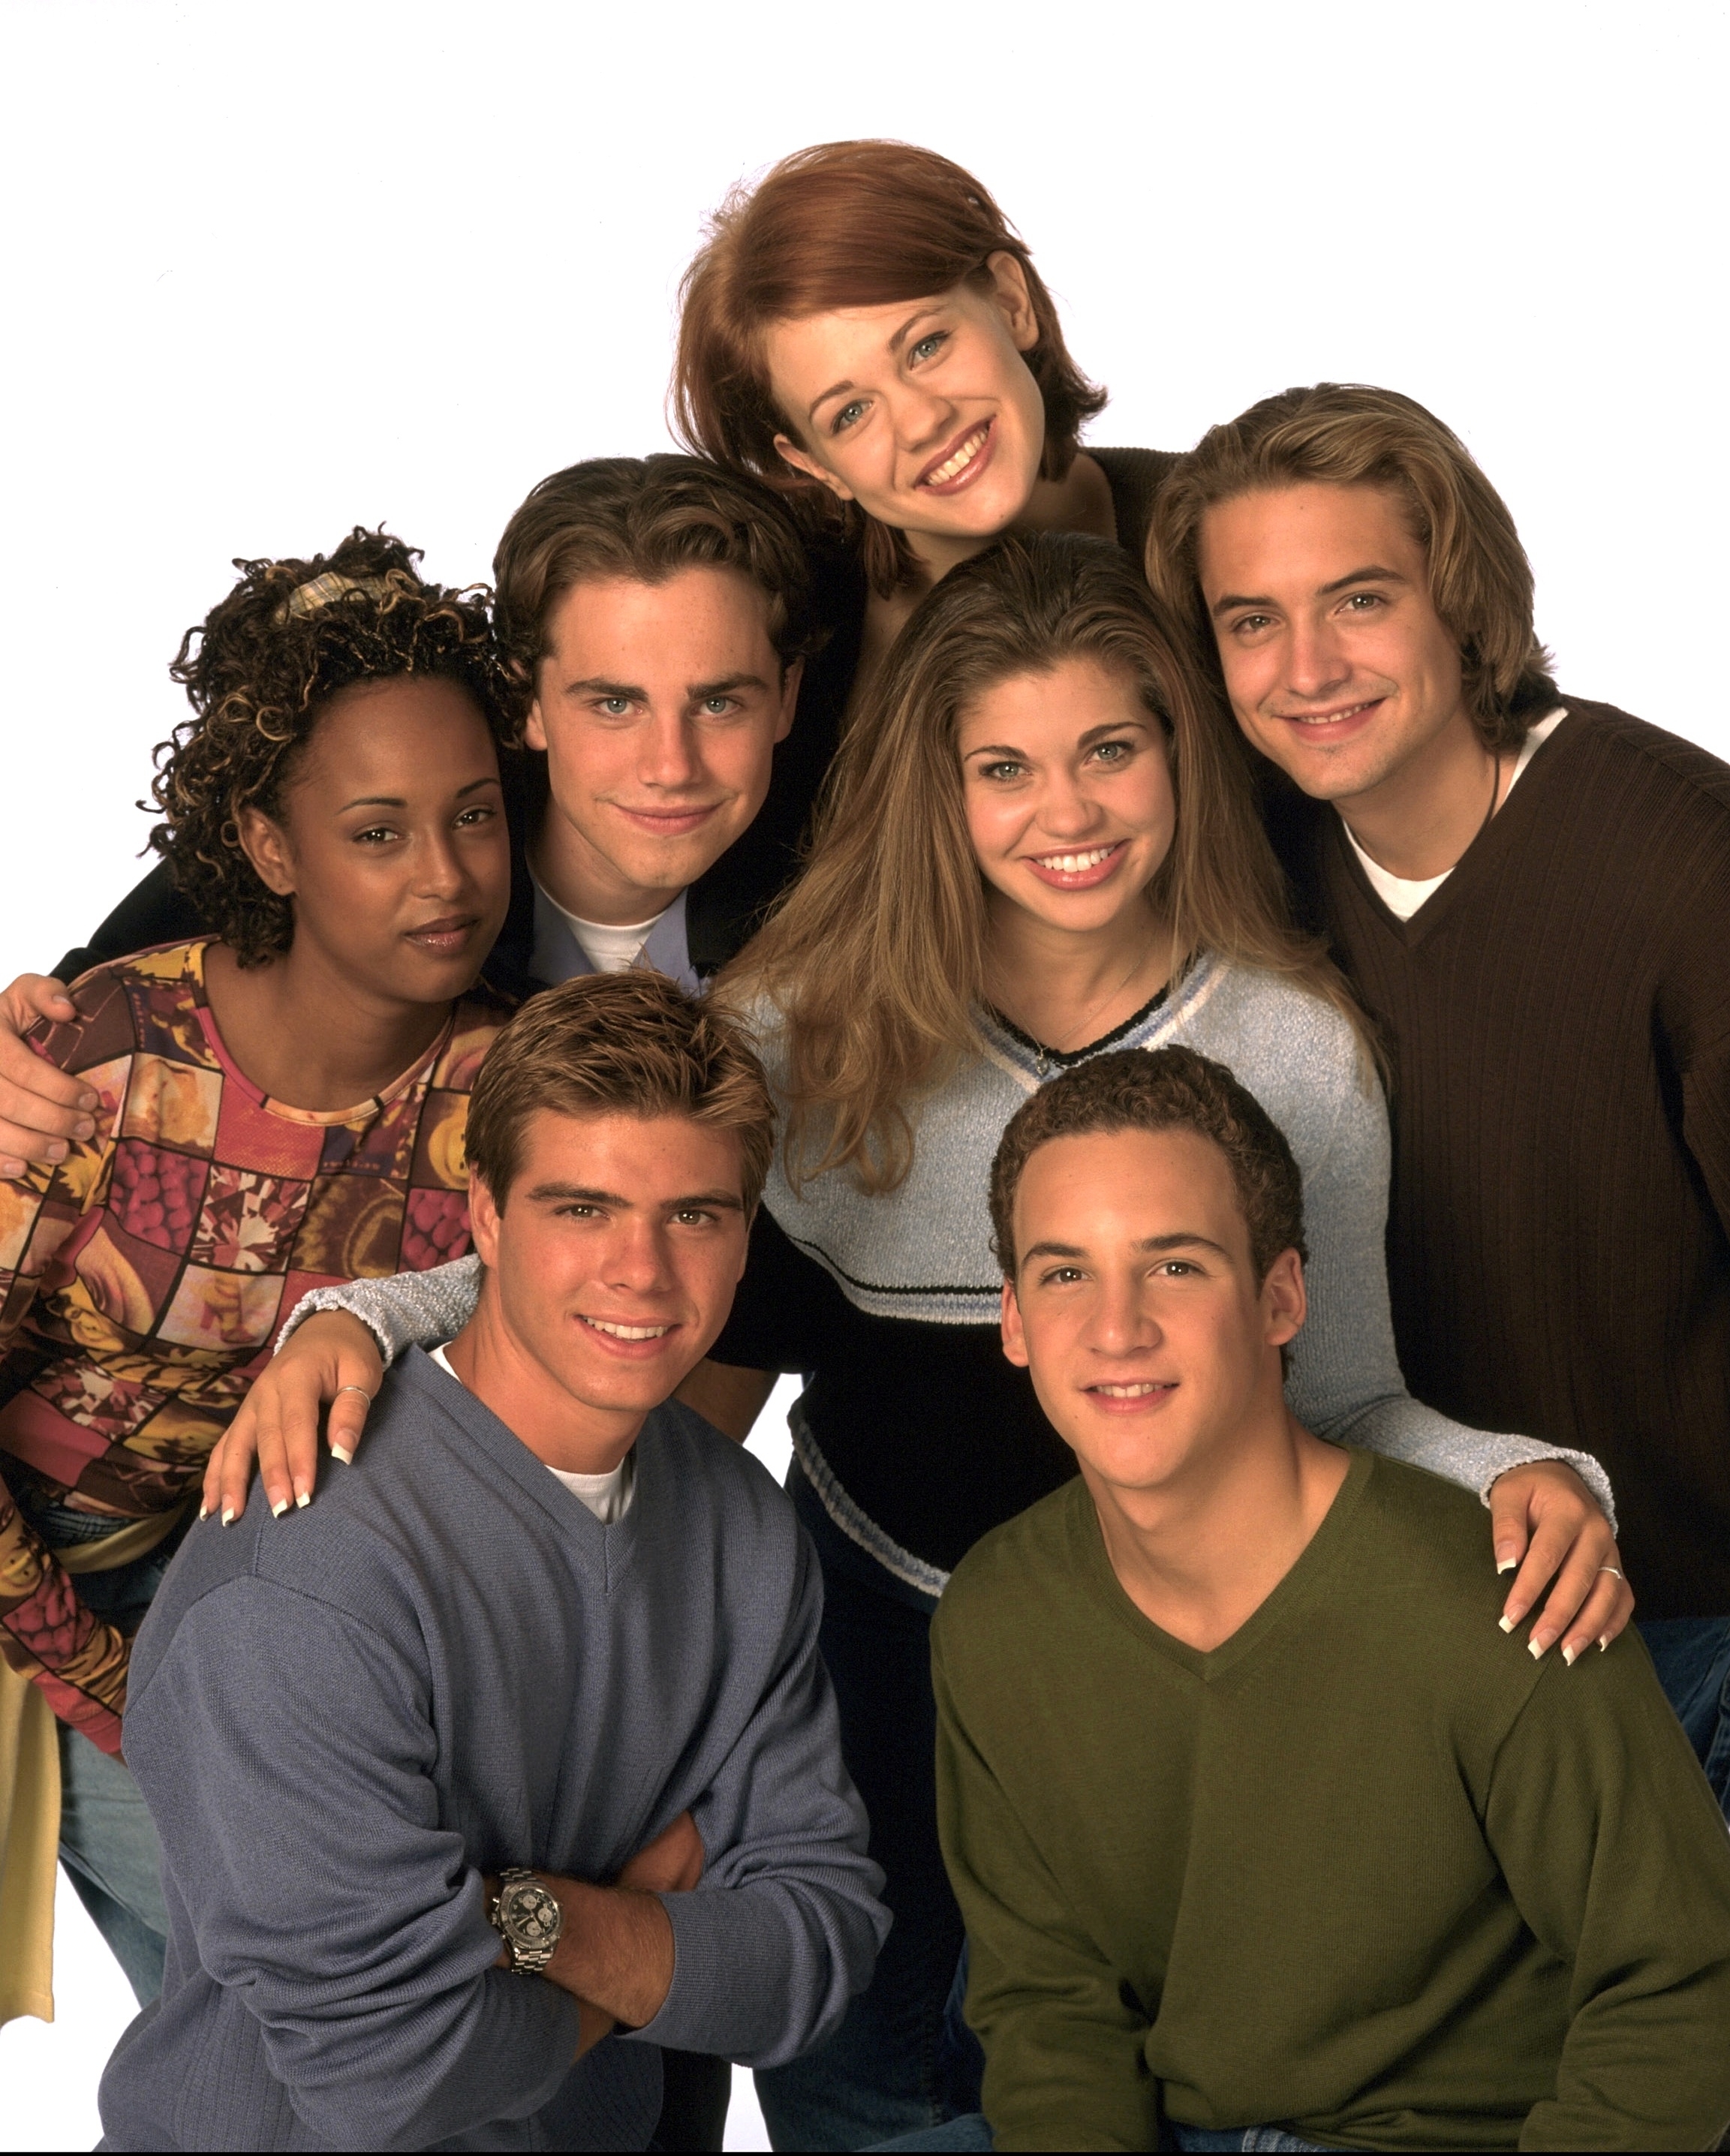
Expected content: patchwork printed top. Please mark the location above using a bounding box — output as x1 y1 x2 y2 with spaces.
0 939 507 1752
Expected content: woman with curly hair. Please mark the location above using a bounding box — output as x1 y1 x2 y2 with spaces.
0 528 513 2016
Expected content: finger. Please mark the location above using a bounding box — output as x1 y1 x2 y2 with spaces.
6 976 77 1025
326 1382 373 1469
217 1394 267 1525
1557 1567 1636 1664
255 1375 301 1520
200 1427 233 1520
1499 1509 1606 1632
1520 1528 1617 1656
1486 1477 1534 1577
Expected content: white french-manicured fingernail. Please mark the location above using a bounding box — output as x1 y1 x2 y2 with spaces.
1599 1635 1611 1652
1495 1557 1517 1574
1561 1643 1578 1667
197 1503 209 1521
1498 1613 1517 1634
1528 1637 1548 1660
295 1490 310 1509
270 1498 287 1519
330 1445 354 1466
221 1506 236 1526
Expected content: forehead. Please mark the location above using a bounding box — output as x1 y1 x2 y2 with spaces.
1197 483 1422 593
543 566 775 669
956 657 1148 752
297 674 491 787
1015 1124 1246 1243
513 1105 745 1195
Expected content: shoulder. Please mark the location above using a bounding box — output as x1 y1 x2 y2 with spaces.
1554 696 1730 811
29 938 209 1077
639 1397 803 1538
937 1481 1080 1660
1349 1452 1507 1610
1175 959 1372 1163
428 989 515 1095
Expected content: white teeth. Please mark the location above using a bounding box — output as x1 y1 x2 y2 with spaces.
584 1319 671 1341
1095 1382 1163 1397
927 426 988 484
1035 845 1115 874
1293 702 1370 726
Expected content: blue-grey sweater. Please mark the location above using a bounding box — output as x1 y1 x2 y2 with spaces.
98 1349 888 2151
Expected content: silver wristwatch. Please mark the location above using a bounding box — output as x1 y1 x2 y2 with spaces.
489 1866 562 1975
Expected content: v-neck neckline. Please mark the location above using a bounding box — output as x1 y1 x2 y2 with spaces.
1073 1448 1373 1680
1334 709 1574 945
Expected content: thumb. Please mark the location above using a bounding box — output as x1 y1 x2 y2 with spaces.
1488 1475 1532 1577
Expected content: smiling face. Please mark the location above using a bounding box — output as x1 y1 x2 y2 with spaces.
467 1107 751 1460
1197 482 1472 805
1000 1124 1304 1497
237 673 510 1006
525 565 800 924
957 657 1175 936
764 253 1049 558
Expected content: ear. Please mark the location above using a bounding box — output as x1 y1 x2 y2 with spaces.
524 697 549 753
1000 1278 1030 1367
468 1165 502 1268
1260 1247 1307 1350
983 250 1040 353
773 432 856 504
774 656 804 744
234 805 297 899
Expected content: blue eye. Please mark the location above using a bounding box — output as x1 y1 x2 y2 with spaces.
910 332 949 364
832 400 868 434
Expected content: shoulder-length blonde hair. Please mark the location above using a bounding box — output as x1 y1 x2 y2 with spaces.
1147 383 1558 753
724 532 1370 1192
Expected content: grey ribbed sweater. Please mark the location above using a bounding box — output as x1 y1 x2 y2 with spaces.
98 1350 887 2151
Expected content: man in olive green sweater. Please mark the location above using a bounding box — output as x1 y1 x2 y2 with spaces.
919 1045 1730 2154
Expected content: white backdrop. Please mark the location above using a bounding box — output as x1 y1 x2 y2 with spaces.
0 0 1724 2144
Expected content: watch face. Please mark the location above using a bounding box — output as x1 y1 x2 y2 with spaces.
501 1879 561 1948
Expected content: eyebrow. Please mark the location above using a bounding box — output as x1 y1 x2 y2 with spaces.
336 776 501 813
806 307 944 421
1018 1230 1232 1264
1209 564 1410 620
562 675 772 704
522 1180 745 1213
963 717 1148 764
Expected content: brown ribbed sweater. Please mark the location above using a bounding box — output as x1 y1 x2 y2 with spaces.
1268 699 1730 1616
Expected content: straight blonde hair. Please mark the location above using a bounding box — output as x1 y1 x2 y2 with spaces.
724 532 1371 1192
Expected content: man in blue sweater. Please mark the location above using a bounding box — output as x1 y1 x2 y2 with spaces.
97 972 889 2152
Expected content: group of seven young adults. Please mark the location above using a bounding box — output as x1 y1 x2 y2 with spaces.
0 139 1725 2151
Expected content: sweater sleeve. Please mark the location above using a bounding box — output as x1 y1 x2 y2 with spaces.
629 1517 889 2067
121 1571 582 2147
1484 1638 1730 2148
279 1253 483 1368
933 1628 1158 2152
1290 1069 1618 1524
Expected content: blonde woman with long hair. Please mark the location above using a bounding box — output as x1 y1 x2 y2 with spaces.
215 532 1626 2151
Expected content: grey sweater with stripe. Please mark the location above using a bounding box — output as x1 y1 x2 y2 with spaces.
284 959 1615 1574
98 1349 887 2151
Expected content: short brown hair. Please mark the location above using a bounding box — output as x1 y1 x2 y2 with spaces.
988 1045 1306 1282
672 140 1107 598
1146 383 1557 753
492 454 821 718
464 971 776 1210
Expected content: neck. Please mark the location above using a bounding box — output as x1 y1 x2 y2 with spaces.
202 940 452 1111
532 800 677 928
1336 705 1512 881
859 453 1117 701
1085 1388 1350 1653
444 1271 642 1475
986 890 1172 1051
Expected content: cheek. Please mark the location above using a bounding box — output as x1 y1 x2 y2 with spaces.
961 786 1021 882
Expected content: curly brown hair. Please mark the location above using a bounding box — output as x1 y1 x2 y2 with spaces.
988 1045 1307 1283
147 528 512 966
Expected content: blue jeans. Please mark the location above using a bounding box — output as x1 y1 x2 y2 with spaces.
1639 1616 1730 1818
755 1465 982 2151
50 1515 185 2007
867 2121 1334 2151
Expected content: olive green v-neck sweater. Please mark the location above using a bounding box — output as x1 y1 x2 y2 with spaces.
933 1451 1730 2152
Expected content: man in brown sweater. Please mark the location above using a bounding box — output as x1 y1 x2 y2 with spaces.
1147 383 1730 1814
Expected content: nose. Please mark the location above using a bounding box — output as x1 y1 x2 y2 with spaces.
606 1215 675 1298
1031 766 1104 844
1283 614 1354 705
639 709 703 793
889 377 956 455
1088 1269 1162 1359
415 823 470 902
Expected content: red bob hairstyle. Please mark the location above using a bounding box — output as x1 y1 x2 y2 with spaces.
672 140 1107 594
